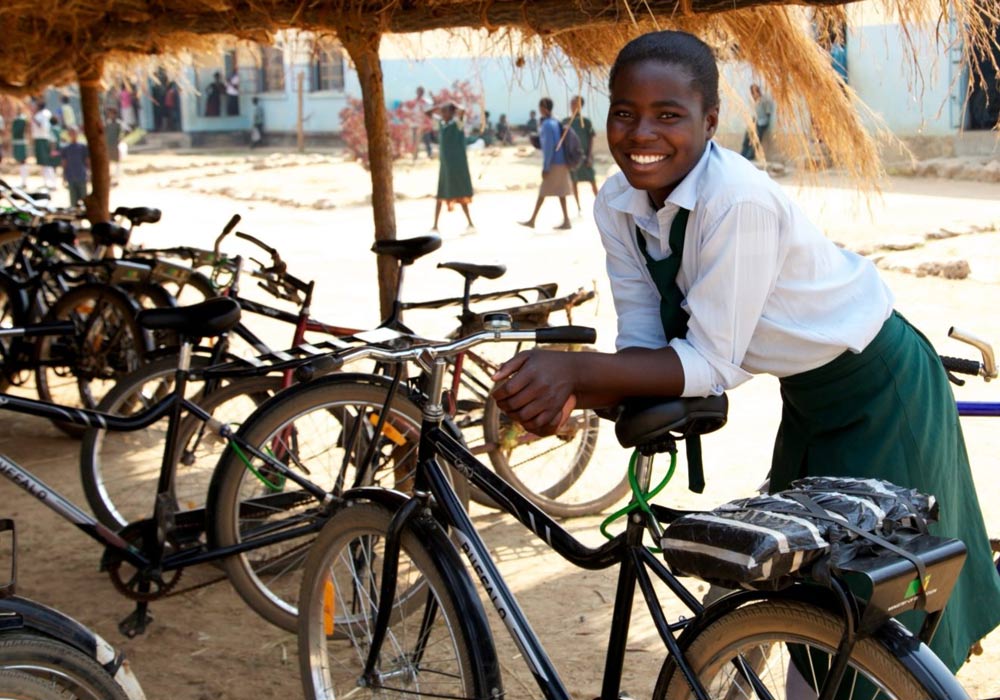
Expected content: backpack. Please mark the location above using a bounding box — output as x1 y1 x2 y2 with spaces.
559 124 585 169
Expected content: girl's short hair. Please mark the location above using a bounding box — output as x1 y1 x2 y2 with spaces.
609 30 720 110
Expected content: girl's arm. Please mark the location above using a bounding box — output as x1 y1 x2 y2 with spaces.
492 346 684 436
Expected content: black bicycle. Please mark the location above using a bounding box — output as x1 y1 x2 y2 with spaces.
0 299 436 636
293 315 972 700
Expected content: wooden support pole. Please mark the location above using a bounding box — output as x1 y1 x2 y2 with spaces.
76 57 109 225
340 24 398 321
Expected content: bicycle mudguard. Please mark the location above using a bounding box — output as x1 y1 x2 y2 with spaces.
665 587 971 700
0 597 147 700
877 617 972 700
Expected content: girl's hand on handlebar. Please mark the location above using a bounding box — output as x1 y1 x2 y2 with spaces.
492 349 578 436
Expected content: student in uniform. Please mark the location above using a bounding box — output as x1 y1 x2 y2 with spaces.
492 29 1000 680
431 102 474 232
563 95 599 214
11 109 28 187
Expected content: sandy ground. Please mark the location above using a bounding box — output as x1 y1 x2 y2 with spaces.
1 144 999 699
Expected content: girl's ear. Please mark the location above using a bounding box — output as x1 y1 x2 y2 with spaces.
704 105 720 139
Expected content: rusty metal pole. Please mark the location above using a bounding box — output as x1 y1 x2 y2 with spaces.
340 24 398 321
76 57 109 224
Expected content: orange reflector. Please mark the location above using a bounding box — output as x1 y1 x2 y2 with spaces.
323 578 336 636
369 414 406 446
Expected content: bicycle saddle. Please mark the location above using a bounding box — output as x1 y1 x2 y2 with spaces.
615 394 728 455
438 261 507 281
36 220 76 246
114 206 162 226
136 297 241 339
371 235 441 265
90 221 131 247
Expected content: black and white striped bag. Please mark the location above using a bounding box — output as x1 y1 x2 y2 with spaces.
659 477 937 590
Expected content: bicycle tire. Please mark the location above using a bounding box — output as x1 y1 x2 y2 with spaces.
656 599 931 699
297 501 500 700
0 669 73 700
209 375 467 632
0 633 128 700
33 284 148 438
80 354 284 530
481 396 626 517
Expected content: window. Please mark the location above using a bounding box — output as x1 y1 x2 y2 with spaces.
260 45 285 93
312 42 345 92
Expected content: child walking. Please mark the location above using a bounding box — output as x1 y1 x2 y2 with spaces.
431 102 474 233
60 127 89 208
492 29 1000 684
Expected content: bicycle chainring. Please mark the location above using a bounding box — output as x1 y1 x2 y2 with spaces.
104 527 183 602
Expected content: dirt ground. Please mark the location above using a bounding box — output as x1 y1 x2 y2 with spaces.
1 144 999 699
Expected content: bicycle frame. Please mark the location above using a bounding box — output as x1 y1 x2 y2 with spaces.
0 360 332 574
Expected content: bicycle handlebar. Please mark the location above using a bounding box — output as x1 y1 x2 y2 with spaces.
947 326 997 381
294 320 597 382
213 214 241 258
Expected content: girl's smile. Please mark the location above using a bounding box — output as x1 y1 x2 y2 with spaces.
607 60 718 207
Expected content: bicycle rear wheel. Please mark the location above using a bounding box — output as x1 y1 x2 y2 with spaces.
34 284 148 438
297 501 499 700
482 397 627 517
80 354 283 530
656 599 932 699
0 633 128 700
210 376 463 632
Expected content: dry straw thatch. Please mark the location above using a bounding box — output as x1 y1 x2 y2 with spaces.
1 0 997 184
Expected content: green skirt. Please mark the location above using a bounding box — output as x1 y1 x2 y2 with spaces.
12 141 27 163
571 162 596 183
772 311 1000 671
33 138 49 166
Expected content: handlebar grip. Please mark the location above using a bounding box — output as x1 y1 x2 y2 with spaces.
214 214 241 256
222 214 241 236
941 355 981 376
294 354 344 383
535 326 597 345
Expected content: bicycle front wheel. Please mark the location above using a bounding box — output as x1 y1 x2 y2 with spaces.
298 501 499 700
656 599 931 699
210 376 441 632
34 284 148 438
0 632 128 700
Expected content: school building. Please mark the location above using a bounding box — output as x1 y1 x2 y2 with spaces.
118 5 1000 159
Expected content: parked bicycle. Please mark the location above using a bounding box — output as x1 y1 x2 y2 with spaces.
0 301 462 634
82 231 611 542
0 518 146 700
293 314 973 700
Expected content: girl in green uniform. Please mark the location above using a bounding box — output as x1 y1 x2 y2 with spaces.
492 29 1000 681
11 110 28 187
563 95 599 214
431 102 474 232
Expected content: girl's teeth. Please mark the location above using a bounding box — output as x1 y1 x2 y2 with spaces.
631 154 665 164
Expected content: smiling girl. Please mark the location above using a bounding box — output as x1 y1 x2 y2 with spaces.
492 29 1000 676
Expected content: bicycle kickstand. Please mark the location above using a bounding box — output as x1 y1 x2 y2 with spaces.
118 601 153 638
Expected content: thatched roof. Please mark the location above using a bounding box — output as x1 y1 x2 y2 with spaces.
1 0 995 183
